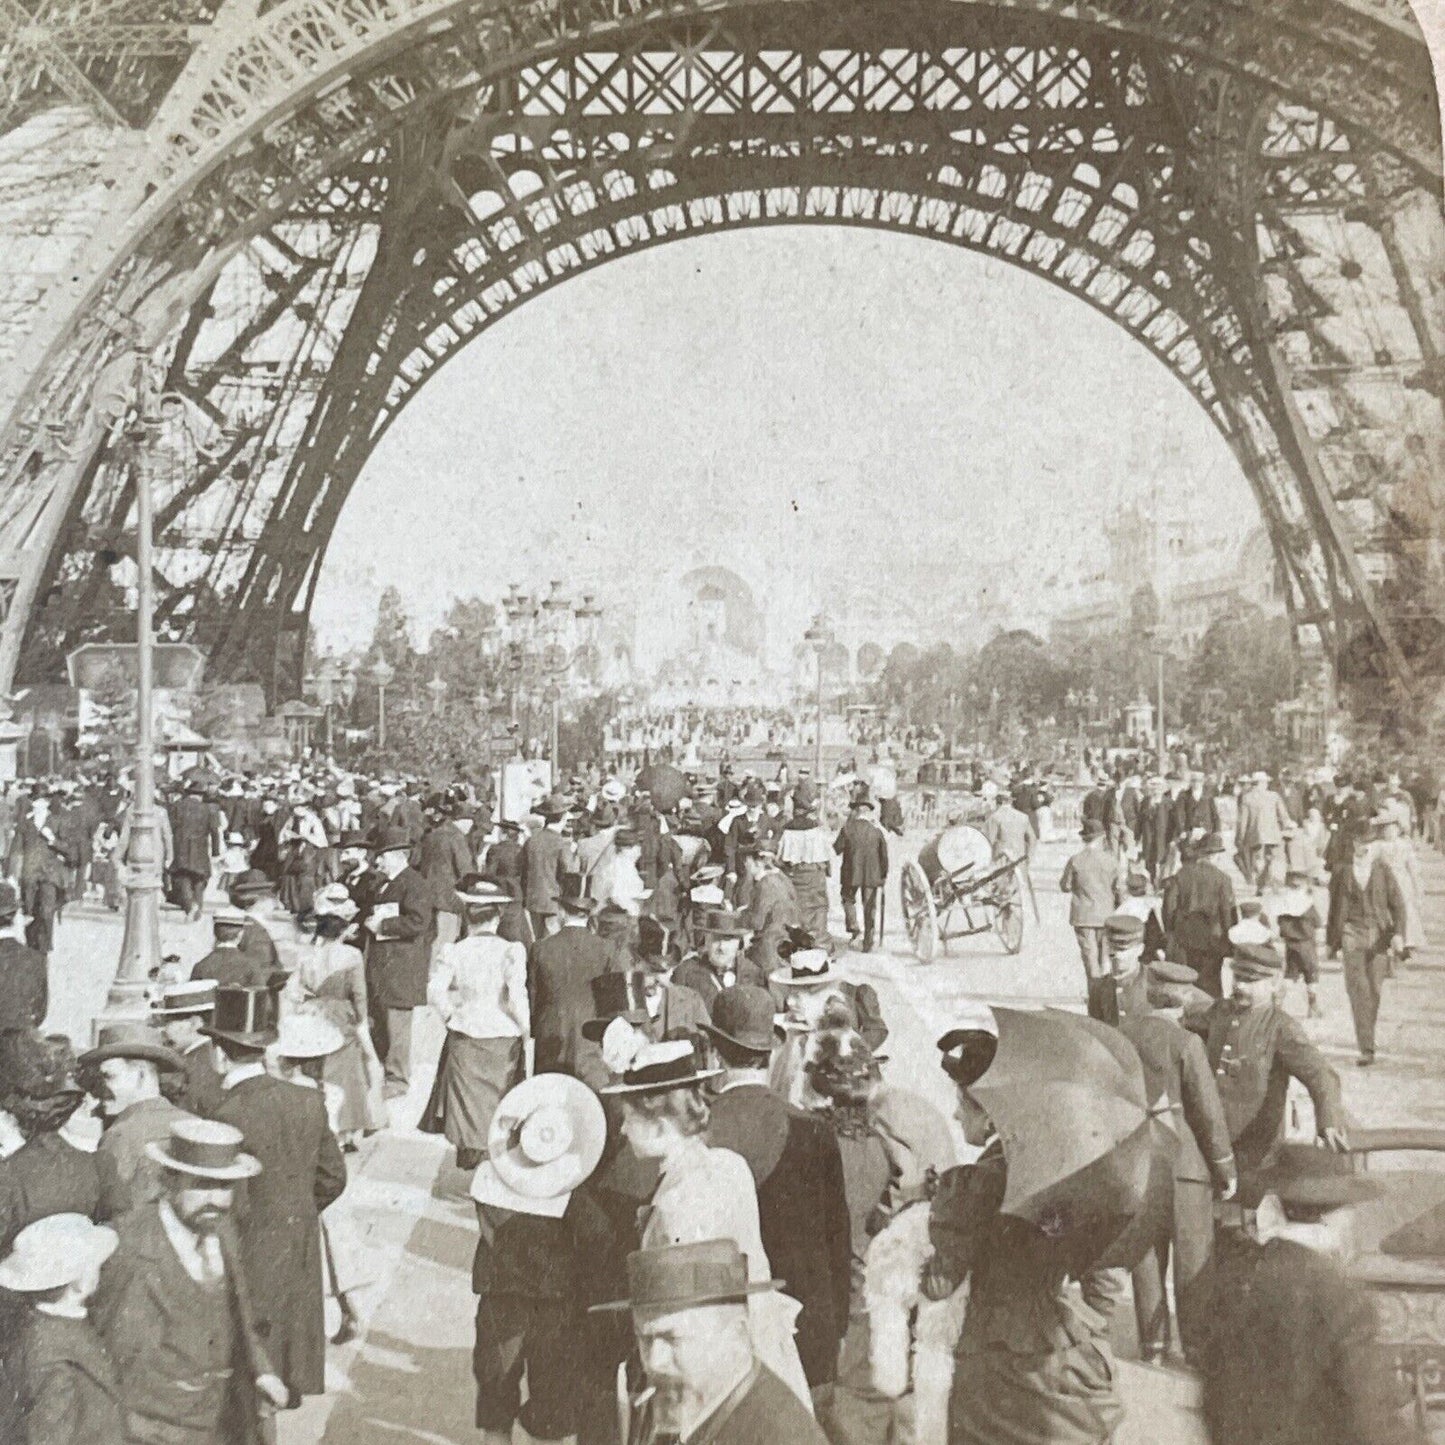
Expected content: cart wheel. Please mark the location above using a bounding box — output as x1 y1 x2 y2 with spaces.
994 868 1024 955
901 860 938 964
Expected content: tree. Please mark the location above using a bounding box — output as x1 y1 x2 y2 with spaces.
1183 604 1297 741
78 658 136 759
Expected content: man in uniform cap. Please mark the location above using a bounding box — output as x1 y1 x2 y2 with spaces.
205 986 346 1405
223 869 284 978
190 909 279 990
1184 941 1347 1186
79 1021 192 1220
593 1240 828 1445
1112 957 1236 1361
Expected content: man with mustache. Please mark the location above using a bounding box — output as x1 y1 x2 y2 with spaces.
92 1117 288 1444
597 1240 828 1445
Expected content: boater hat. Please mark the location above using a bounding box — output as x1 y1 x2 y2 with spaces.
599 1038 721 1095
0 1214 118 1293
145 1117 261 1181
590 1239 782 1314
485 1074 607 1201
151 979 217 1019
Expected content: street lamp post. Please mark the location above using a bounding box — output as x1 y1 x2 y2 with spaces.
804 614 833 786
112 359 166 1010
1147 634 1168 774
367 658 396 752
427 674 449 717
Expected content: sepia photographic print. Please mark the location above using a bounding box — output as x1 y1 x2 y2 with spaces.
0 2 1444 1443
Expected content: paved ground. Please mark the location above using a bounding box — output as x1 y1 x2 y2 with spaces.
40 826 1445 1445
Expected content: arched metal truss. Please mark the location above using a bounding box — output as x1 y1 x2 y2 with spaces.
0 0 1441 699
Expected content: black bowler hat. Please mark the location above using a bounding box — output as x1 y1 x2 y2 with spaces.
201 984 279 1049
581 971 653 1041
702 985 781 1054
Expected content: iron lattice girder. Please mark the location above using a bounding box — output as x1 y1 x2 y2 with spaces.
1 0 1441 691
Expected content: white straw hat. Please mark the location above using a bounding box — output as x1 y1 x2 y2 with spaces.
0 1213 117 1292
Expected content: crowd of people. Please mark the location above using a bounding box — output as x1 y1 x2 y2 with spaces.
0 744 1431 1445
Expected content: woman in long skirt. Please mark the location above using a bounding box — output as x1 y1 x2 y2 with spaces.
285 883 384 1146
422 884 529 1170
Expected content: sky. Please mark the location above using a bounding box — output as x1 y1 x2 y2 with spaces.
309 226 1251 652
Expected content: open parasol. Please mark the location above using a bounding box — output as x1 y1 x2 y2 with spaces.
633 762 688 813
969 1008 1159 1271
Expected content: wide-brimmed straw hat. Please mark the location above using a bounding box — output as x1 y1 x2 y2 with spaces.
144 1117 261 1181
590 1239 781 1314
274 1014 345 1060
486 1074 607 1201
599 1038 721 1095
0 1214 118 1292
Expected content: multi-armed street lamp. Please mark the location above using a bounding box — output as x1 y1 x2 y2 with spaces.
495 581 603 781
304 655 356 757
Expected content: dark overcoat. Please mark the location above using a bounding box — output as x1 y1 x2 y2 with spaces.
0 1132 101 1250
210 1073 347 1397
706 1083 851 1387
15 1310 124 1445
92 1203 270 1445
684 1363 829 1445
170 794 221 879
1161 858 1236 955
365 865 436 1010
1196 1233 1404 1445
0 936 48 1031
832 818 888 891
415 821 474 897
528 925 611 1075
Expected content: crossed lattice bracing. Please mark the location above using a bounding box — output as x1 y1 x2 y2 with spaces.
0 0 1440 699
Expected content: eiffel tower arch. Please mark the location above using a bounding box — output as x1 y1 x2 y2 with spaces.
0 0 1441 702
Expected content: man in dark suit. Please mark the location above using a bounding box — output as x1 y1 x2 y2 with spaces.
0 879 46 1031
205 987 346 1404
1161 832 1237 997
521 796 574 938
607 1240 829 1445
528 877 608 1076
190 910 278 989
703 987 850 1392
169 780 222 921
1113 947 1236 1361
483 820 525 889
5 790 72 956
364 825 437 1098
152 980 224 1116
93 1116 288 1443
833 796 889 950
1136 775 1175 887
674 908 767 1010
415 806 476 898
1171 771 1221 847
